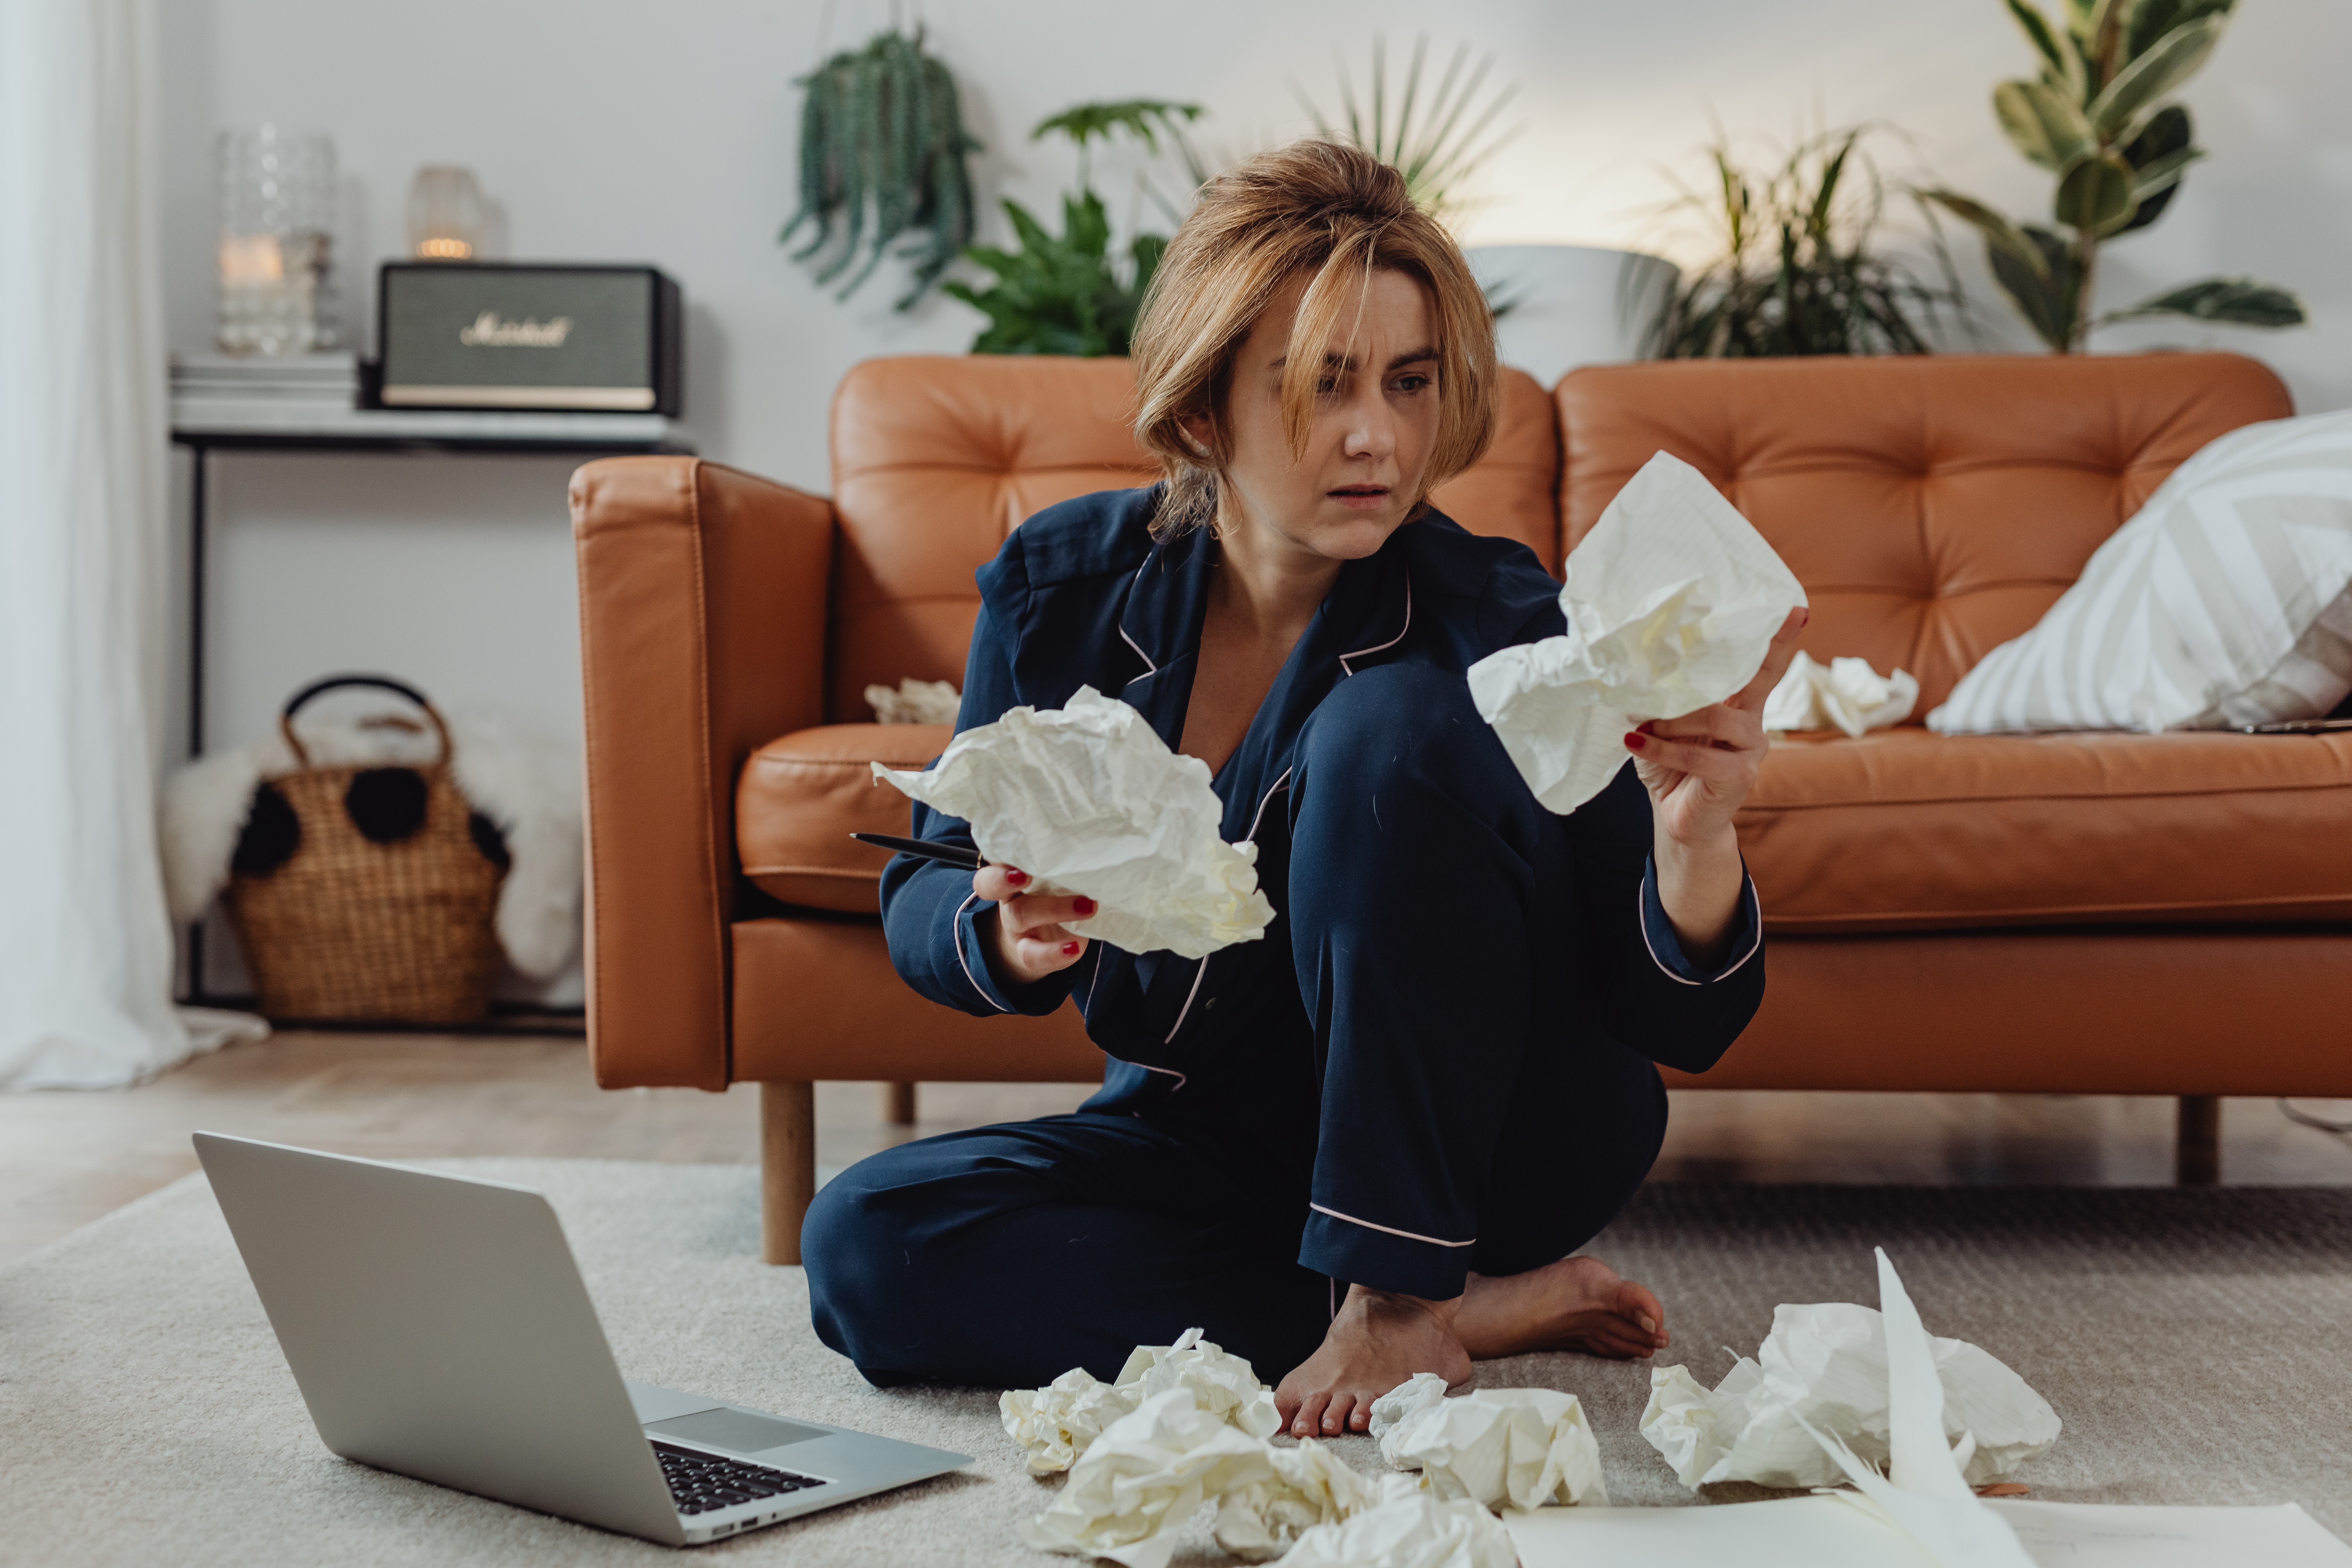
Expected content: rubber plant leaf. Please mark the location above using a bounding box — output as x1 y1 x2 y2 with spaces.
2125 0 2234 64
2099 277 2307 328
1987 227 2076 352
2089 14 2226 138
1994 78 2095 170
2117 104 2195 233
1918 189 2050 280
2003 0 2084 97
2053 151 2139 236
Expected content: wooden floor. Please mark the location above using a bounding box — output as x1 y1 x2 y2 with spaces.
8 1030 2352 1266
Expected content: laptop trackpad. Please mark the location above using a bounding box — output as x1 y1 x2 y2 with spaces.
645 1408 828 1454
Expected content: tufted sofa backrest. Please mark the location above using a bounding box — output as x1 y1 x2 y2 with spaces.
1556 353 2293 717
826 354 1564 722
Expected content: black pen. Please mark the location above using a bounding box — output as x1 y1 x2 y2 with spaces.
850 831 985 871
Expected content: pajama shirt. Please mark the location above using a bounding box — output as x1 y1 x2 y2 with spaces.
802 486 1765 1388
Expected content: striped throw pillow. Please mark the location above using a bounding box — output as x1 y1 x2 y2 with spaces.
1929 409 2352 734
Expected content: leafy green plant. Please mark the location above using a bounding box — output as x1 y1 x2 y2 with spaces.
1647 126 1965 358
1921 0 2303 352
777 29 980 310
1294 36 1518 220
944 99 1200 356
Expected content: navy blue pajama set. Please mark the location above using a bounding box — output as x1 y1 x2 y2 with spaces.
802 486 1766 1390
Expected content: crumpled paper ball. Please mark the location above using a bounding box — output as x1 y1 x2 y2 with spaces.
1639 1300 2061 1490
1467 451 1807 815
872 685 1275 959
1212 1437 1377 1561
1001 1367 1139 1477
1022 1388 1281 1568
1761 650 1918 737
1374 1384 1610 1510
1001 1328 1278 1476
865 676 962 725
1279 1473 1519 1568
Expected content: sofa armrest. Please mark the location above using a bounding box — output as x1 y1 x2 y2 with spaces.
570 457 835 1090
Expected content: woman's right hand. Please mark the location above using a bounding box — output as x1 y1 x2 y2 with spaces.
976 866 1095 986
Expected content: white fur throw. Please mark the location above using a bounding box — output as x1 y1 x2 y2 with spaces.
161 714 582 980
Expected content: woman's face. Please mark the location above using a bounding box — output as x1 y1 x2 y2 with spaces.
1188 265 1442 564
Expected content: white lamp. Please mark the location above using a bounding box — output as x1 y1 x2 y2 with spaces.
1466 245 1679 389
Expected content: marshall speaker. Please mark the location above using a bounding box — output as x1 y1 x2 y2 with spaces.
376 262 682 414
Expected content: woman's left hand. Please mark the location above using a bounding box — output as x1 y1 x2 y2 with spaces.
1625 608 1808 847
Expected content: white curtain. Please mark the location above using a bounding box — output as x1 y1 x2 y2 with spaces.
0 0 198 1089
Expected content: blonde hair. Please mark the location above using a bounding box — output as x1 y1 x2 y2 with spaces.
1130 139 1499 537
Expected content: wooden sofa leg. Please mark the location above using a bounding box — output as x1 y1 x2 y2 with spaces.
2176 1095 2221 1187
885 1081 917 1126
761 1081 817 1265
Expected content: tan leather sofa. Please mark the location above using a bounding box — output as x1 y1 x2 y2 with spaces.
572 350 2352 1264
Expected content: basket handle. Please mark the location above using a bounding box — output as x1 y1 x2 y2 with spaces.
278 674 452 771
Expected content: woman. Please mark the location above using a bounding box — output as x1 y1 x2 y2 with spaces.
804 140 1800 1440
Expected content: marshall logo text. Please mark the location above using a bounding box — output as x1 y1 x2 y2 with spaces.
457 311 574 348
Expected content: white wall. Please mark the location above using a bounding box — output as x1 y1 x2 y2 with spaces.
156 0 2352 987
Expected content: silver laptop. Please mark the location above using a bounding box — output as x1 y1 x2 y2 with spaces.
193 1132 970 1546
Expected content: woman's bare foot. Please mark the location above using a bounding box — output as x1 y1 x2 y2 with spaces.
1453 1254 1669 1360
1275 1287 1473 1438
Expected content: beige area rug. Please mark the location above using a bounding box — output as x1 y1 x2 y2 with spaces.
5 1161 2351 1566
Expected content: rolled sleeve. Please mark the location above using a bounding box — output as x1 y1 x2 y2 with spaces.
1637 857 1762 985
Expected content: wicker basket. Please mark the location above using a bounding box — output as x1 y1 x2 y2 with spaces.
225 675 506 1025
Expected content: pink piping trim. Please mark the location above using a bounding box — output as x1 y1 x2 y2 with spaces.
1338 577 1413 675
1309 1202 1475 1248
1640 878 1762 986
954 890 1013 1013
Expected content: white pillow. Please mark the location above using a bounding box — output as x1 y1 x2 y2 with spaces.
1929 409 2352 734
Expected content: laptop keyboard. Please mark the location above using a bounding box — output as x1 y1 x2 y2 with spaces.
652 1440 827 1515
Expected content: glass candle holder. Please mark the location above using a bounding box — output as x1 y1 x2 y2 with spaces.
216 125 338 355
407 166 484 260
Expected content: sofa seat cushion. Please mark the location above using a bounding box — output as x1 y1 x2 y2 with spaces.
1739 726 2352 933
737 724 951 913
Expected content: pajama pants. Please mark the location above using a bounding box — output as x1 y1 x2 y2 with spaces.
806 664 1736 1388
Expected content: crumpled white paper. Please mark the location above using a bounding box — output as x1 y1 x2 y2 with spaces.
1762 651 1918 736
1213 1437 1379 1561
1374 1383 1610 1511
1002 1328 1279 1476
865 676 962 725
1280 1474 1520 1568
1002 1367 1140 1477
1022 1388 1283 1568
872 685 1275 959
1640 1299 2060 1491
1805 1249 2041 1568
1468 452 1808 815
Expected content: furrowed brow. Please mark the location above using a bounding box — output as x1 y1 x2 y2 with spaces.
1385 346 1439 371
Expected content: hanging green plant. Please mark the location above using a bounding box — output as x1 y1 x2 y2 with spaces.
778 28 980 310
944 99 1201 356
1920 0 2304 352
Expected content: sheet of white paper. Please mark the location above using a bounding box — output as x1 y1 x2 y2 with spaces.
872 686 1275 959
1001 1366 1138 1476
1377 1386 1608 1510
1983 1501 2352 1567
1468 451 1807 815
1507 1498 2352 1568
1368 1371 1451 1461
1282 1474 1518 1568
1640 1300 2060 1489
1762 651 1918 736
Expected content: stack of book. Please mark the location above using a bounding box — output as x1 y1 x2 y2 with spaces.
170 352 360 435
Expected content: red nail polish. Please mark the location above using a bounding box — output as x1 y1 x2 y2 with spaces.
1062 940 1081 956
1073 897 1097 916
1625 731 1646 750
1005 869 1029 886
